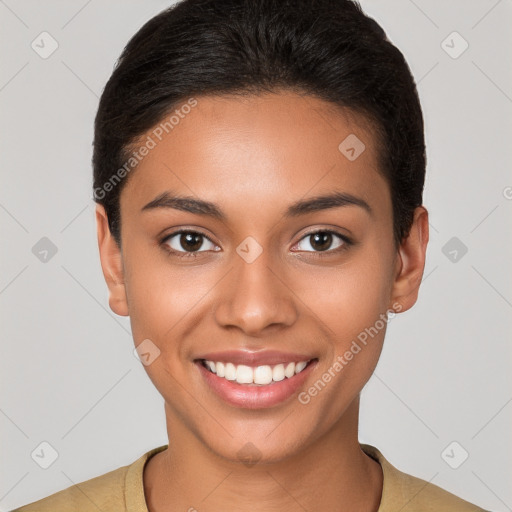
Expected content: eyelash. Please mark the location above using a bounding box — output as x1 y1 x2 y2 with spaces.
160 229 353 260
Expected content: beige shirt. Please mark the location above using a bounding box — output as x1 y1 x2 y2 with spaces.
12 443 489 511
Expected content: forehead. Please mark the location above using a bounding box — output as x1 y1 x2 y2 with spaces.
121 91 389 218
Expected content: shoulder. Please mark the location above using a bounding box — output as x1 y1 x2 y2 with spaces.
11 465 128 512
10 445 168 512
360 443 490 512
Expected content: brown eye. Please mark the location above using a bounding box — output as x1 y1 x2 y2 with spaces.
295 230 348 253
309 232 332 251
179 232 203 252
163 230 217 253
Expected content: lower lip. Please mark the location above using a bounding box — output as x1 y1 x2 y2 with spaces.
195 360 317 409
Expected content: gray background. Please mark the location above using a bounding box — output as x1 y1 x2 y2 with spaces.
1 1 511 510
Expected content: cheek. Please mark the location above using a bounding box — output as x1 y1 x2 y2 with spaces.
123 243 219 350
301 249 393 389
295 269 391 427
306 256 393 341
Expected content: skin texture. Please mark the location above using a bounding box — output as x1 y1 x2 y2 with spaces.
96 90 429 511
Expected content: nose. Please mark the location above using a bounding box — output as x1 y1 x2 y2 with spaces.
213 247 298 336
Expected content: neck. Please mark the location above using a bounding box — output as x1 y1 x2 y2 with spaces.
144 397 383 512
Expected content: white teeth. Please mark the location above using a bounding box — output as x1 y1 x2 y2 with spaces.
236 365 254 384
284 362 295 378
254 365 273 385
202 359 312 385
224 362 237 381
295 361 307 374
216 361 225 377
272 364 285 382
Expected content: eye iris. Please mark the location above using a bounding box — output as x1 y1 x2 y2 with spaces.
180 232 203 252
310 232 332 251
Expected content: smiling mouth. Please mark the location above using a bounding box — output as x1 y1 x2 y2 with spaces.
197 358 318 386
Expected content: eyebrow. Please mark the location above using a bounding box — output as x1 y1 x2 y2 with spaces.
141 190 372 219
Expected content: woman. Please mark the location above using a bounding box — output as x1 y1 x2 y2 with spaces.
14 0 489 510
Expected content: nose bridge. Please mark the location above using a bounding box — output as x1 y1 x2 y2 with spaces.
214 239 297 334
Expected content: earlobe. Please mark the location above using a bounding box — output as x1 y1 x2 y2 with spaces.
95 204 129 317
390 206 429 313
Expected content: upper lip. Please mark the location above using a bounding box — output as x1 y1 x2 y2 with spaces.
194 350 316 367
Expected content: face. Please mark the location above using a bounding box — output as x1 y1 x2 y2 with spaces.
96 90 428 463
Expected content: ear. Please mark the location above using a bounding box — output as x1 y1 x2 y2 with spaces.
390 206 429 314
95 204 129 317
